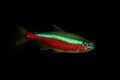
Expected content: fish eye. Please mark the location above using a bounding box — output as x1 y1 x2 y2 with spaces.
87 44 90 47
83 42 93 49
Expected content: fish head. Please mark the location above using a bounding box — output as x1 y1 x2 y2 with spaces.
83 41 95 52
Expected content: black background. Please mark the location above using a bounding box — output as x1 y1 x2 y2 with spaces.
8 0 96 78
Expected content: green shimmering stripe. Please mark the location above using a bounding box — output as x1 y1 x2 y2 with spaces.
35 33 83 44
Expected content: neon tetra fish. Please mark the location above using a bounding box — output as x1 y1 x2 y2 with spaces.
15 25 95 53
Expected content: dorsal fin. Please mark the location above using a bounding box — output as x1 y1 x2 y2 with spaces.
52 25 65 32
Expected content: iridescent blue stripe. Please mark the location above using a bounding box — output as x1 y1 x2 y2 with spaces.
35 33 83 44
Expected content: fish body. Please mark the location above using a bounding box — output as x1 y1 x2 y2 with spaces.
16 25 95 53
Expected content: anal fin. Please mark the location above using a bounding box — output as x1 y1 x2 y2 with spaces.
40 46 49 51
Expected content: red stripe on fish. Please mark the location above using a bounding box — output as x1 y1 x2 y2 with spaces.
25 33 85 52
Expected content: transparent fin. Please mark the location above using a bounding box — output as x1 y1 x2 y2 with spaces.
18 26 28 35
36 42 50 50
15 37 28 46
52 25 65 32
40 47 49 50
15 26 29 46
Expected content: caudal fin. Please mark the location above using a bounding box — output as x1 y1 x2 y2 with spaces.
18 26 28 35
15 26 29 46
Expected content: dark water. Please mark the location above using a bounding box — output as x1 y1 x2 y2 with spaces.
8 1 96 78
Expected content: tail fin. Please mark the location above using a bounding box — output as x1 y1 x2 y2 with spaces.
18 26 29 35
15 26 29 46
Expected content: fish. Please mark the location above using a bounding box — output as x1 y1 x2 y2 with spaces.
15 25 95 53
